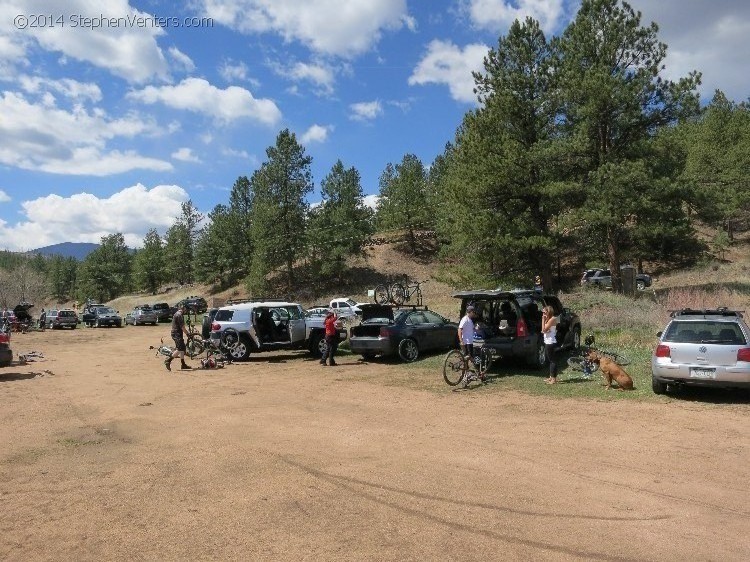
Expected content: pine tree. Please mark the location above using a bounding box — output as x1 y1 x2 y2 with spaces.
133 229 165 294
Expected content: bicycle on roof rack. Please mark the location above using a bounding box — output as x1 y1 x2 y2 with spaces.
374 278 426 306
566 334 631 379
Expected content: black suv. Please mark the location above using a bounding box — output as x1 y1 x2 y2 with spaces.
176 296 208 314
453 289 581 367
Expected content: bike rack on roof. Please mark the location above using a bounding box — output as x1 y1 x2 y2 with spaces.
226 297 288 305
669 307 745 318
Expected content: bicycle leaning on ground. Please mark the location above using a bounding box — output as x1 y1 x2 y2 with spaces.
565 334 631 379
442 344 494 388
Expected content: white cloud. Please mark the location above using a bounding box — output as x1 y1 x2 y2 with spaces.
349 100 383 121
172 147 202 163
300 124 331 144
631 0 750 103
168 46 196 72
127 77 282 125
0 91 172 175
464 0 568 34
409 40 489 103
0 184 189 251
219 59 249 82
221 147 251 159
199 0 412 57
362 194 379 210
288 61 336 95
0 0 169 82
18 76 102 102
0 189 11 203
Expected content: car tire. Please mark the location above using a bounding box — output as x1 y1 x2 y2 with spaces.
398 338 419 362
361 352 377 360
652 377 668 395
71 324 76 330
526 339 547 368
229 335 251 361
636 280 646 291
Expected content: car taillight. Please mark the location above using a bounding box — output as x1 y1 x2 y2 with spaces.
211 322 221 331
737 348 750 362
379 327 391 337
655 344 671 358
516 318 528 337
0 333 9 344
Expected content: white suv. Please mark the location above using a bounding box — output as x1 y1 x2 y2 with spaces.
209 300 346 361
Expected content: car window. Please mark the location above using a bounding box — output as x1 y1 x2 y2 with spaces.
423 310 445 324
60 311 75 317
98 307 116 314
664 321 746 344
215 310 234 321
285 306 301 320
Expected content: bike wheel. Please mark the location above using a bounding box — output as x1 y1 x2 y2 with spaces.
443 350 467 386
390 283 406 306
567 356 586 372
186 335 205 358
374 284 390 305
602 351 630 366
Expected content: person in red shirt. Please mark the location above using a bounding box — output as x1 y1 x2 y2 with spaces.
320 310 341 366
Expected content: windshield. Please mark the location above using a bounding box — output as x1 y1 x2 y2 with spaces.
97 307 116 314
346 299 357 306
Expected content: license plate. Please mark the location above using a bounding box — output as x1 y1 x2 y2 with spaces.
690 368 716 379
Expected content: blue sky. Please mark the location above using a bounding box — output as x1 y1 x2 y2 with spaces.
1 0 748 251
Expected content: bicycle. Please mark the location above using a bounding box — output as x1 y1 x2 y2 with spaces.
443 345 493 388
566 334 631 379
374 278 426 306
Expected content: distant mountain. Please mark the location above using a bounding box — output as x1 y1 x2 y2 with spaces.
31 242 100 260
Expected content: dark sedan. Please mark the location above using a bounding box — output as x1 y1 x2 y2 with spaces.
349 304 458 362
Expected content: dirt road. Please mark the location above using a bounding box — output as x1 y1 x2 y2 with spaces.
1 326 748 561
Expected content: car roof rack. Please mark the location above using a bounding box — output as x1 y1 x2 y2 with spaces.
669 307 744 318
226 297 287 305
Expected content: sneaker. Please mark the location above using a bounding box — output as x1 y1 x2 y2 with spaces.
180 363 191 370
164 358 172 371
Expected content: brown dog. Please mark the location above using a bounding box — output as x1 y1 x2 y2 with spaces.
586 350 634 391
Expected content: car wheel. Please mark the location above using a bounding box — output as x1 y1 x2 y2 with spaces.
398 338 419 362
309 333 324 358
652 377 668 395
361 352 377 360
229 335 251 361
636 280 646 291
526 339 547 368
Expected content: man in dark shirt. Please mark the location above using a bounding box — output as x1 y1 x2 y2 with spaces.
165 303 191 371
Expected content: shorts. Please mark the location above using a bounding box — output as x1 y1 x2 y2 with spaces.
173 335 186 352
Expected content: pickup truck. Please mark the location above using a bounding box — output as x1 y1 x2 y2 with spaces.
580 268 652 291
208 300 347 360
328 297 365 319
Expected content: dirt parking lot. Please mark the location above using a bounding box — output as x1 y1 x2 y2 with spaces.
1 325 748 561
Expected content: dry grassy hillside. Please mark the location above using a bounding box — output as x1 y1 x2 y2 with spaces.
94 227 750 324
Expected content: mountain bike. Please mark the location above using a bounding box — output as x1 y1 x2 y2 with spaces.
390 279 425 306
443 345 493 387
566 334 631 379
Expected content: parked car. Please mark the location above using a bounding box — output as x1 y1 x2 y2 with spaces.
651 308 750 394
349 304 458 362
452 289 582 367
304 306 330 318
176 296 208 314
88 306 123 328
80 303 105 327
124 307 159 326
329 297 365 318
0 322 11 367
46 309 78 329
209 300 346 360
580 267 652 291
151 302 176 323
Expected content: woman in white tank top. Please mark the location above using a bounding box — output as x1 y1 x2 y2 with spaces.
541 305 559 384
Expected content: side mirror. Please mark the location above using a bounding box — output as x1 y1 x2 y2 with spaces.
656 331 662 338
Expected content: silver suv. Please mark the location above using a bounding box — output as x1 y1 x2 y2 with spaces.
651 308 750 394
209 299 346 361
